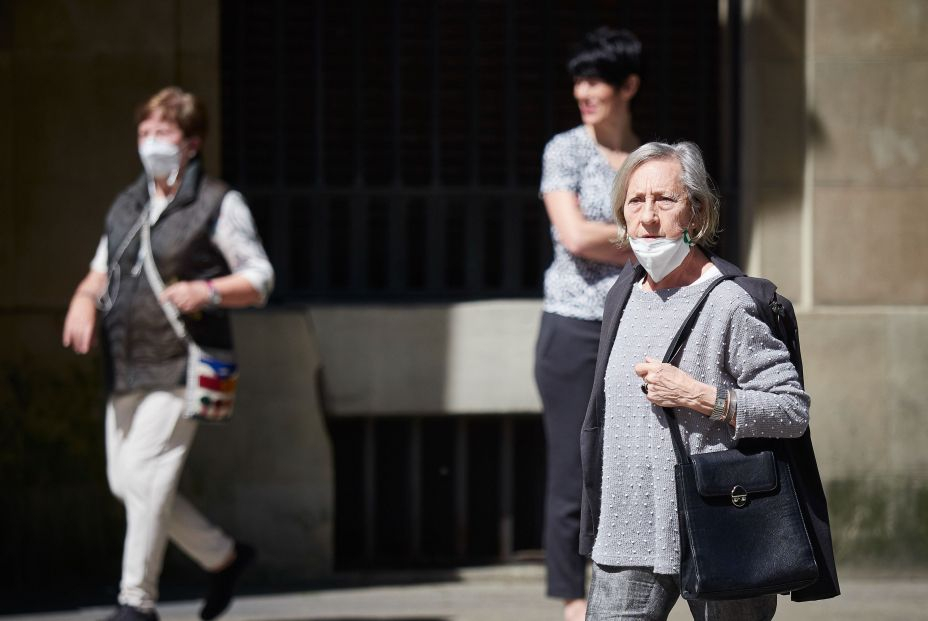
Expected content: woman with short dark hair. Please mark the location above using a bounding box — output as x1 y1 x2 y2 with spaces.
534 26 642 621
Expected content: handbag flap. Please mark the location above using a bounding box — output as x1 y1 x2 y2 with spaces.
691 449 777 497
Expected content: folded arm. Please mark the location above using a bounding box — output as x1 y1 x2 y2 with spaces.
544 191 634 265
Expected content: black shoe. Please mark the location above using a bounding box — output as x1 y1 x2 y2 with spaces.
100 605 159 621
99 605 125 621
199 541 256 620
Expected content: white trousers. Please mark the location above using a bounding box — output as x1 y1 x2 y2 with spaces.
105 388 234 611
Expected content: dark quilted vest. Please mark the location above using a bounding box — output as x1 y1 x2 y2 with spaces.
101 160 233 393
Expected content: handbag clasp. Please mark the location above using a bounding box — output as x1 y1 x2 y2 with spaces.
731 485 748 508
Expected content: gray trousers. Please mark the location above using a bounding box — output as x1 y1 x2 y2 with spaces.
586 564 777 621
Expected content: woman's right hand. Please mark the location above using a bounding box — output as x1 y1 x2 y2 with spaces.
62 296 97 354
62 271 107 354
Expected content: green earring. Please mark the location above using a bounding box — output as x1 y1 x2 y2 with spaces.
683 229 693 246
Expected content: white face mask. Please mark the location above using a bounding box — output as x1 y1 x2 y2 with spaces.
628 234 692 283
138 137 182 184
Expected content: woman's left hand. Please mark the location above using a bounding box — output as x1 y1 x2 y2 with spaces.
634 356 712 411
161 280 211 314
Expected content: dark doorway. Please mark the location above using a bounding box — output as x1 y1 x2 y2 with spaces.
328 414 545 568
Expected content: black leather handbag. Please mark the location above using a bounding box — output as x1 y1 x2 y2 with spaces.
663 276 819 600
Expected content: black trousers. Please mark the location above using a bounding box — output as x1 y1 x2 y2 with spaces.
534 311 602 599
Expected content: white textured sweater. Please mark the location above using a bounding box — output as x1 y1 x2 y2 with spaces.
591 274 810 573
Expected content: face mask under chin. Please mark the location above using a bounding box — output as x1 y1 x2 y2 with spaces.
628 234 692 283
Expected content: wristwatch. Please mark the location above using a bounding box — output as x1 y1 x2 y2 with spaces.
205 280 222 308
709 387 729 422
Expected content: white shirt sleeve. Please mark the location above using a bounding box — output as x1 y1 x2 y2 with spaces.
212 190 275 305
90 235 109 274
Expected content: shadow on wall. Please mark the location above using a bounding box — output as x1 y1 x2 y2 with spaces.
311 306 451 415
736 0 829 213
182 311 336 584
826 479 928 568
0 343 122 612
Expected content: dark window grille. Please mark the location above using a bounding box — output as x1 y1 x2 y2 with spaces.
329 414 545 568
220 0 723 303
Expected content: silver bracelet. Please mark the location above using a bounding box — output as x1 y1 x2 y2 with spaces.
724 389 737 426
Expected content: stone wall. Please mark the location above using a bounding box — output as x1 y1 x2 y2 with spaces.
742 0 928 567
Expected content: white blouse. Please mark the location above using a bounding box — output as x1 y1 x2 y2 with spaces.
90 190 274 304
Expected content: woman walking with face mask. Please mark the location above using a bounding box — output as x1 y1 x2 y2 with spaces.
534 27 641 621
62 87 274 621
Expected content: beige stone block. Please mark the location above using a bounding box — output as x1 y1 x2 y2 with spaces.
886 312 928 474
0 54 13 310
311 305 452 414
813 187 928 304
744 0 806 62
443 301 543 411
11 0 175 54
12 52 173 307
812 0 928 59
177 0 219 57
800 309 928 482
0 2 10 51
312 301 543 415
14 180 111 307
744 60 806 188
798 311 889 481
13 52 172 182
813 60 928 185
753 189 803 302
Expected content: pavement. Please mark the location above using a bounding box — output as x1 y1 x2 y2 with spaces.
3 564 927 621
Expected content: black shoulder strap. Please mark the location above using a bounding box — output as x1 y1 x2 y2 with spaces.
660 274 736 466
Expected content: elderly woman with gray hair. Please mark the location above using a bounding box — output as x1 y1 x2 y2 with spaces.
578 141 815 620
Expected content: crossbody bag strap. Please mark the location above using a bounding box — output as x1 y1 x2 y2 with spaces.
660 274 736 466
140 210 189 342
108 210 148 273
97 209 149 315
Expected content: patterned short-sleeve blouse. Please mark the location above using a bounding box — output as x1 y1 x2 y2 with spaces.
539 126 623 321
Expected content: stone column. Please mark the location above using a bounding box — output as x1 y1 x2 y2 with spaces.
741 0 928 567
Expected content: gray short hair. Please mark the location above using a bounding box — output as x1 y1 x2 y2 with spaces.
612 141 720 247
